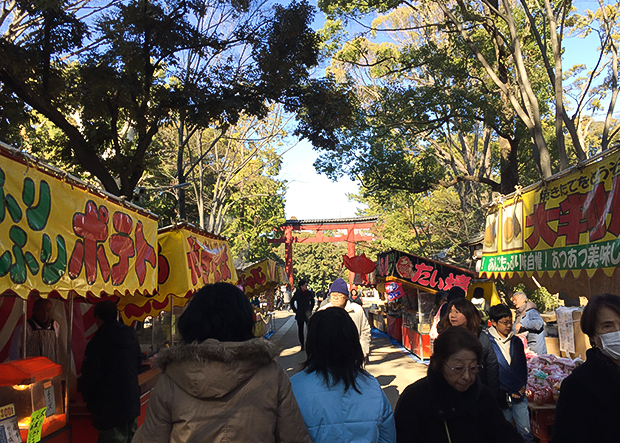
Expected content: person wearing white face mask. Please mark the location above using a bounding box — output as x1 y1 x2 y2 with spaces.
552 293 620 443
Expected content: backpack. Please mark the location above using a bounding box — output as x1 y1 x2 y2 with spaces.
472 297 490 328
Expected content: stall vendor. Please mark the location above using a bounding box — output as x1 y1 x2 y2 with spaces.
9 298 60 363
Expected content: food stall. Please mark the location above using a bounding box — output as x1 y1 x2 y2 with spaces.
478 145 620 297
0 141 158 442
477 146 620 442
156 222 238 341
237 259 286 337
376 250 480 359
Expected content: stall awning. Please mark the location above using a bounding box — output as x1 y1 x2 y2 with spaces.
157 223 237 300
237 259 285 297
0 143 159 301
479 146 620 297
377 250 476 293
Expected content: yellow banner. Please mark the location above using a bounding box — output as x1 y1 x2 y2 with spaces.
480 147 620 280
0 148 158 299
237 259 283 297
117 291 171 324
157 225 237 299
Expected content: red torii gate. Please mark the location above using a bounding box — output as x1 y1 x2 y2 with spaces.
268 216 378 287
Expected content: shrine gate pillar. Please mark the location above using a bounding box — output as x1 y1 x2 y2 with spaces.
284 225 294 287
346 228 355 284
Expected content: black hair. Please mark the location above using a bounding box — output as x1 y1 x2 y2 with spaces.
94 300 118 323
302 307 368 393
33 298 52 310
298 279 308 288
177 283 255 343
447 286 466 301
489 304 512 322
581 294 620 344
473 287 485 299
430 327 483 373
434 290 448 306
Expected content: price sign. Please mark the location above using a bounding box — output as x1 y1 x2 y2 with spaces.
0 404 21 443
43 381 56 417
26 408 46 443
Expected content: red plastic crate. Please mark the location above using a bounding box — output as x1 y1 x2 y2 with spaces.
529 404 555 443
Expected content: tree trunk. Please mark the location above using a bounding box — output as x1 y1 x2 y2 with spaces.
499 136 519 195
601 2 619 151
533 124 553 178
177 116 186 220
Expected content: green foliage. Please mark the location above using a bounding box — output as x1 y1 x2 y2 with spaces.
1 0 355 198
510 283 560 314
312 0 620 206
357 186 482 264
275 237 350 292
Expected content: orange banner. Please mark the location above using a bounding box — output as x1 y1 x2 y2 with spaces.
0 144 158 300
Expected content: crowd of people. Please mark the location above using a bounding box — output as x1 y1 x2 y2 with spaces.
11 281 620 443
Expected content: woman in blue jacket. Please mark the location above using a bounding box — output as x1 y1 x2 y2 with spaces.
291 307 396 443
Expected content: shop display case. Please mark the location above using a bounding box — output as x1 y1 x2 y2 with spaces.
401 290 435 360
0 357 66 441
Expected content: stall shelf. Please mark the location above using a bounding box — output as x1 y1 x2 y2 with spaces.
386 314 402 343
0 357 65 442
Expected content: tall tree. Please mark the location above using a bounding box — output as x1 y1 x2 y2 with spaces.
0 0 354 198
315 0 620 195
356 186 483 263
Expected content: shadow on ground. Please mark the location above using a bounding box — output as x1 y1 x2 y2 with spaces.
272 310 428 409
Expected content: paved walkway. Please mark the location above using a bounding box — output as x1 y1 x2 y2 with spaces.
270 310 428 408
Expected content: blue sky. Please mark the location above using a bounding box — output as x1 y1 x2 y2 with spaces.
279 1 608 220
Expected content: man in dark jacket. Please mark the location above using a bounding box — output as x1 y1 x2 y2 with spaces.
290 279 314 350
80 301 143 443
487 304 533 443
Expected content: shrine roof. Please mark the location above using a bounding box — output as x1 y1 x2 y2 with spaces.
283 215 379 226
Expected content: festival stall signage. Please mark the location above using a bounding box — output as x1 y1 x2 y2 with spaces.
0 145 158 300
377 250 474 292
479 147 620 288
237 259 283 297
157 224 237 307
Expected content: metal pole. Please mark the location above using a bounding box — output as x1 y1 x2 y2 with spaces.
22 297 28 358
65 291 74 417
169 294 174 346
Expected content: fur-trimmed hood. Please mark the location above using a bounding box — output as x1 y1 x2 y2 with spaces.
156 338 279 400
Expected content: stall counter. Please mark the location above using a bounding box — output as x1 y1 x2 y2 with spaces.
367 310 387 332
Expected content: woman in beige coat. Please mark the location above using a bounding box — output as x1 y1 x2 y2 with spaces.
132 283 311 443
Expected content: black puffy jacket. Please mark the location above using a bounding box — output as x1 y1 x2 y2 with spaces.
394 368 523 443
